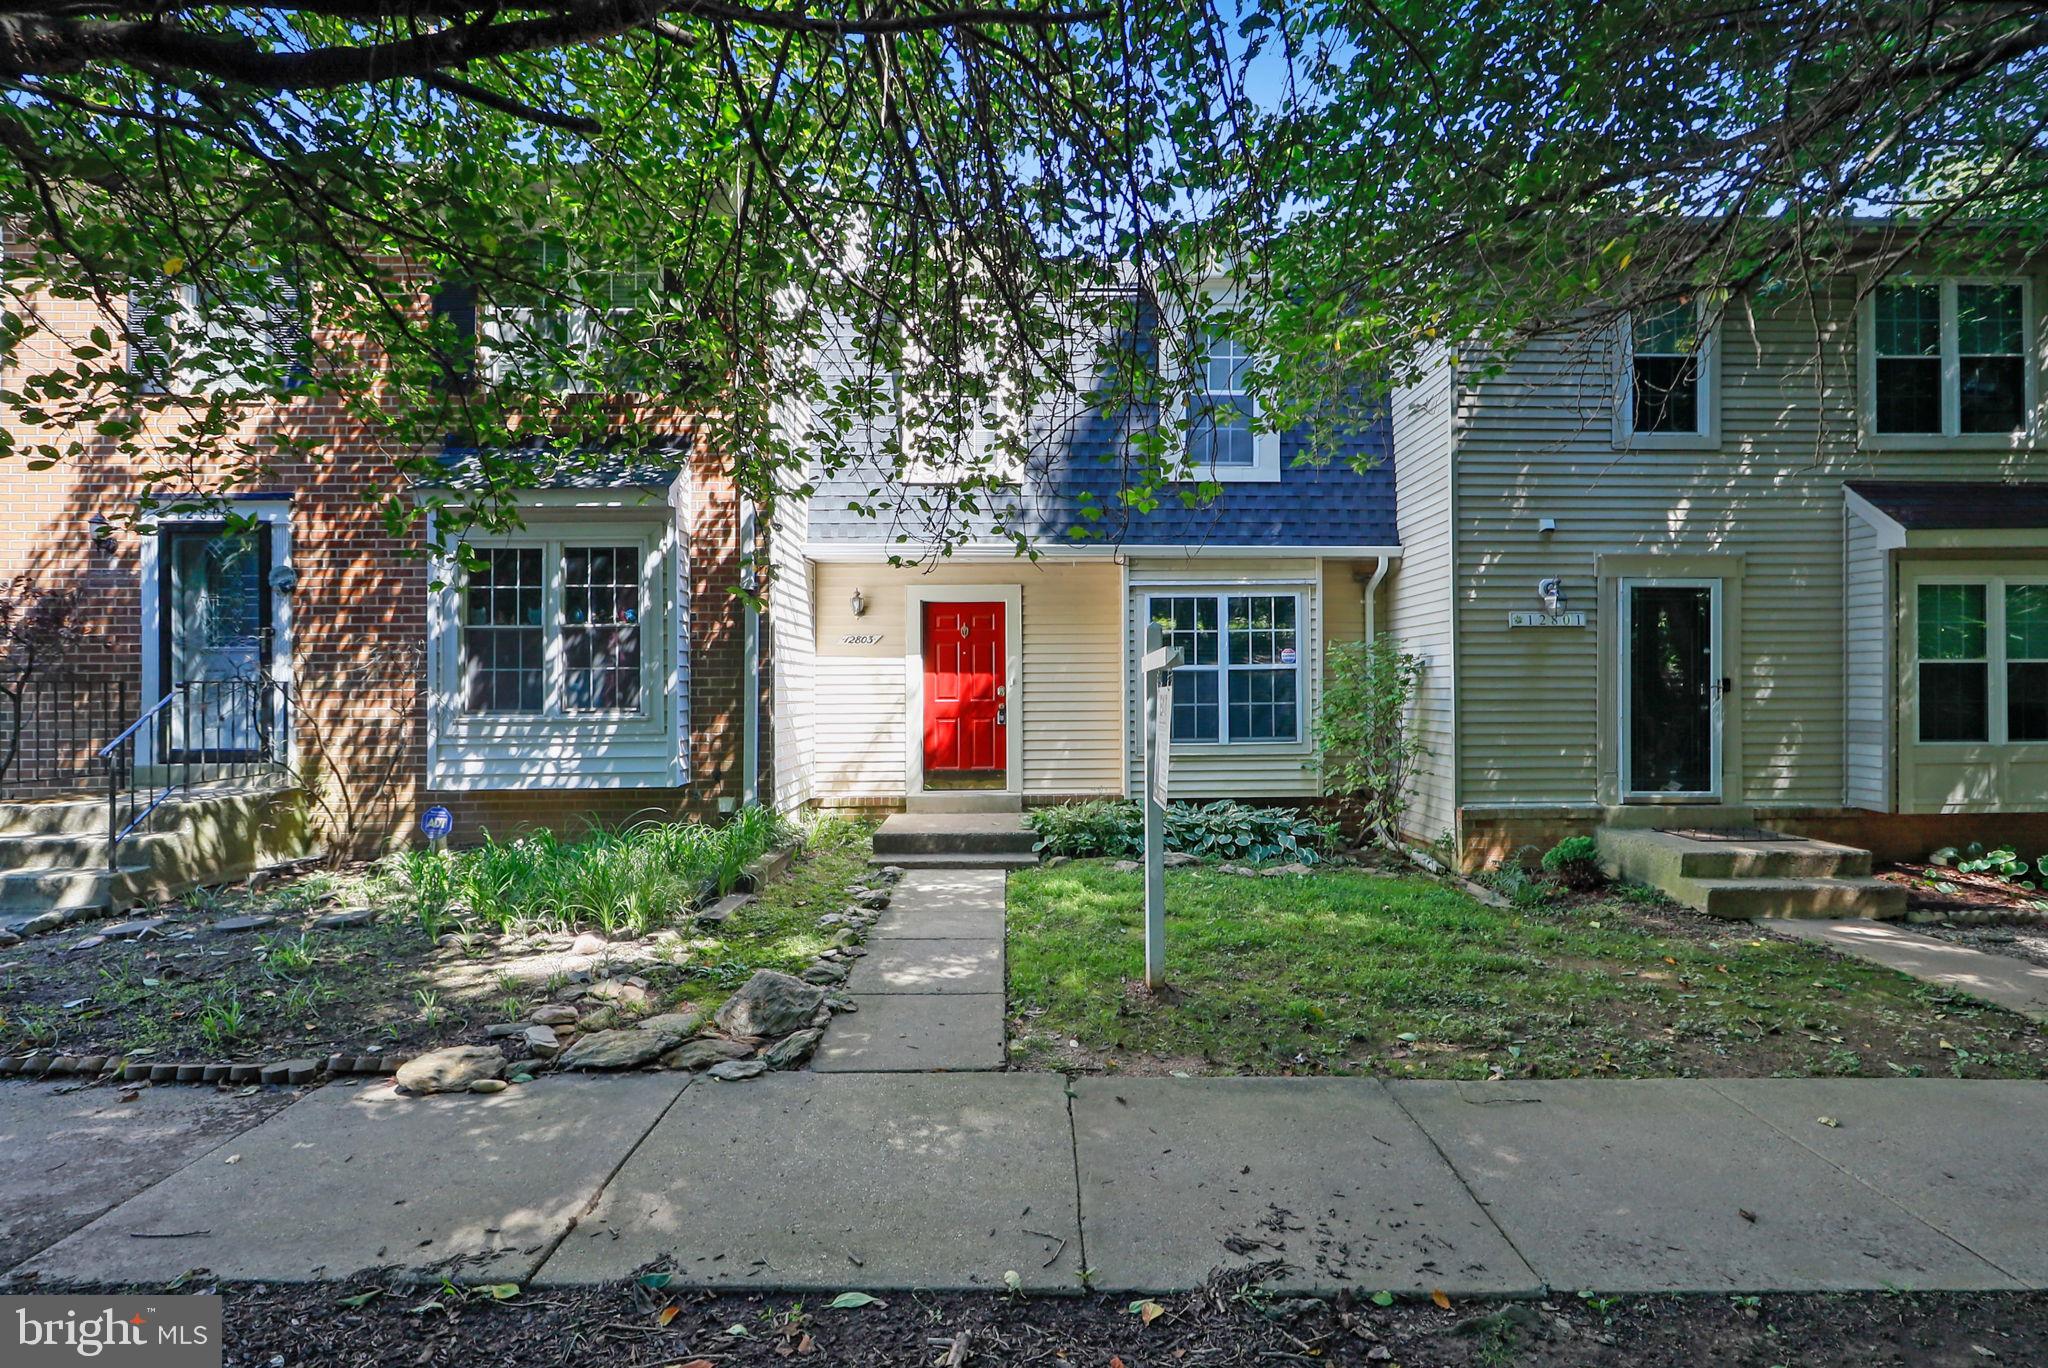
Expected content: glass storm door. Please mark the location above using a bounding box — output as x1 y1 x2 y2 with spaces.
162 524 273 760
1621 580 1722 799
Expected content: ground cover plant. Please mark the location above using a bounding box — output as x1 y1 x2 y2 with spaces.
1026 799 1333 864
0 814 870 1063
1006 859 2048 1079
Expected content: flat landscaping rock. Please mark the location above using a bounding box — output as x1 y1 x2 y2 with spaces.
843 939 1002 995
533 1073 1080 1291
207 915 277 934
1072 1077 1538 1296
1394 1079 2016 1294
19 1074 687 1285
812 994 1005 1072
1709 1078 2048 1284
0 1081 288 1273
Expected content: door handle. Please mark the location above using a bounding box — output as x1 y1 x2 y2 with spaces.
1712 677 1734 698
996 706 1007 726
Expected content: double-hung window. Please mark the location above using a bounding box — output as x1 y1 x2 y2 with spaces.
1619 299 1715 444
459 539 648 717
476 243 663 390
1915 579 2048 744
1872 280 2033 439
1149 592 1303 744
1182 329 1280 480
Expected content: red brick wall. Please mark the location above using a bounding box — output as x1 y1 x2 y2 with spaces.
0 267 762 855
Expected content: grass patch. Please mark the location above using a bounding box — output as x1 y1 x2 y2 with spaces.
1006 860 2048 1079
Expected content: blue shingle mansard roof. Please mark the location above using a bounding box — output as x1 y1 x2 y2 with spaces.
803 400 1398 551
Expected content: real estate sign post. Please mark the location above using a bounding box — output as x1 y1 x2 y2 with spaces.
1140 622 1183 989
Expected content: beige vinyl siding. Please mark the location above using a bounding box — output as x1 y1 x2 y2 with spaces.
807 560 1123 799
1452 273 2047 812
1124 557 1325 799
1843 510 1892 810
1386 347 1459 838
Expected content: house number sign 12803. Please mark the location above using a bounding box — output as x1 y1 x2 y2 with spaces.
841 633 885 645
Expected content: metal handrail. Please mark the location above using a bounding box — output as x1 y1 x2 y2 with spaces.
96 683 190 760
101 679 290 873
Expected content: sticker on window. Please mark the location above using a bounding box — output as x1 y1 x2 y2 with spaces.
1279 646 1297 665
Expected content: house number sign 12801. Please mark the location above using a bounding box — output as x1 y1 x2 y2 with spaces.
841 633 885 645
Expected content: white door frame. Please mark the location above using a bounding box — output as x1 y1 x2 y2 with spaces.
902 583 1023 798
137 500 295 767
1617 575 1723 802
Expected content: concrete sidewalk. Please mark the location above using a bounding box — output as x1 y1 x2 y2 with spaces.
10 1073 2048 1296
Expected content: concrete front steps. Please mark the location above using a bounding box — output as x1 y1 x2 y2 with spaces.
871 812 1040 870
1596 820 1905 921
0 780 310 930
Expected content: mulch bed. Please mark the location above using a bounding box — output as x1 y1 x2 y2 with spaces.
75 1265 2048 1367
1880 861 2048 920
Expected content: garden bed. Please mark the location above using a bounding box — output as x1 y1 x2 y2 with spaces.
0 816 872 1068
1880 858 2048 922
1005 858 2048 1079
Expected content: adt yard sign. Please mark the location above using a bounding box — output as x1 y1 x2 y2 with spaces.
420 805 454 842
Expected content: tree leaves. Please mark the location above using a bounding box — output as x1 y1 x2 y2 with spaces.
827 1291 885 1309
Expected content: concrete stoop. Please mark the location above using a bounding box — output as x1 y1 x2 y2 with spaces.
1597 823 1906 921
0 781 313 924
870 812 1039 869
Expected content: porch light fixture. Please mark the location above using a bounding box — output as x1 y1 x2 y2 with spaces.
1538 578 1567 612
849 587 866 618
87 513 114 558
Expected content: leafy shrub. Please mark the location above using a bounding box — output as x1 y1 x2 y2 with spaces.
1026 799 1327 865
389 808 790 937
1930 842 2047 889
1483 846 1555 907
1315 637 1429 847
1540 835 1606 892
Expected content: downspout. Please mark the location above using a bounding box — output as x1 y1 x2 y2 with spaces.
1358 556 1391 644
739 486 761 809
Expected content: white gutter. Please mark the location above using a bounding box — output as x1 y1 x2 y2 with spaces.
803 541 1405 562
1359 556 1392 643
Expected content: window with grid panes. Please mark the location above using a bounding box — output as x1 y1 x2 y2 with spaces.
562 545 642 713
1147 592 1302 744
1874 281 2031 437
1913 580 2048 745
1630 302 1703 434
457 540 651 717
460 547 545 714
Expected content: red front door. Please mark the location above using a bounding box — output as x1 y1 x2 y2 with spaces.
923 601 1006 775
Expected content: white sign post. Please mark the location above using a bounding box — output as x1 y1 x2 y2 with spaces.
1140 621 1183 990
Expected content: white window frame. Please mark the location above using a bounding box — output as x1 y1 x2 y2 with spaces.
128 278 306 398
894 324 1028 486
1173 326 1282 483
1614 298 1720 450
452 530 662 722
1145 590 1305 745
477 248 662 391
1861 276 2041 449
1910 573 2048 748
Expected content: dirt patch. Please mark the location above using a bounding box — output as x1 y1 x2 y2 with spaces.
0 830 870 1066
52 1267 2048 1367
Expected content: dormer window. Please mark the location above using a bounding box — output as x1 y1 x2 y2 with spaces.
1868 279 2034 442
1183 329 1281 481
1617 298 1717 447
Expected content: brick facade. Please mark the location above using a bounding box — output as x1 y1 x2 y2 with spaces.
0 267 763 855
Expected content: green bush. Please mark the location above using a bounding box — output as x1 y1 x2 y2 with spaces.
390 807 789 937
1315 637 1429 846
1026 799 1328 865
1540 835 1606 892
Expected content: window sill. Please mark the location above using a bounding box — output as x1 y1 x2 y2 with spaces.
1860 432 2040 453
1613 430 1722 452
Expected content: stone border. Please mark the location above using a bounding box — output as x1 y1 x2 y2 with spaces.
0 1050 407 1086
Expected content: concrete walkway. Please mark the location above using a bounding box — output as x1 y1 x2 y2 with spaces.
10 1074 2048 1297
813 869 1008 1072
1765 918 2048 1022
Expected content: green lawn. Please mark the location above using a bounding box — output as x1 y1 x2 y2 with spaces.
1005 860 2048 1079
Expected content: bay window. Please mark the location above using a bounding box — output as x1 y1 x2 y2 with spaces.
1916 578 2048 744
1149 592 1303 744
459 538 649 717
1871 280 2033 439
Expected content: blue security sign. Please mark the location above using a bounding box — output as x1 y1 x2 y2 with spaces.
420 805 454 841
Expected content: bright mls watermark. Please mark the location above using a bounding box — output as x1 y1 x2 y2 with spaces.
4 1296 220 1367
